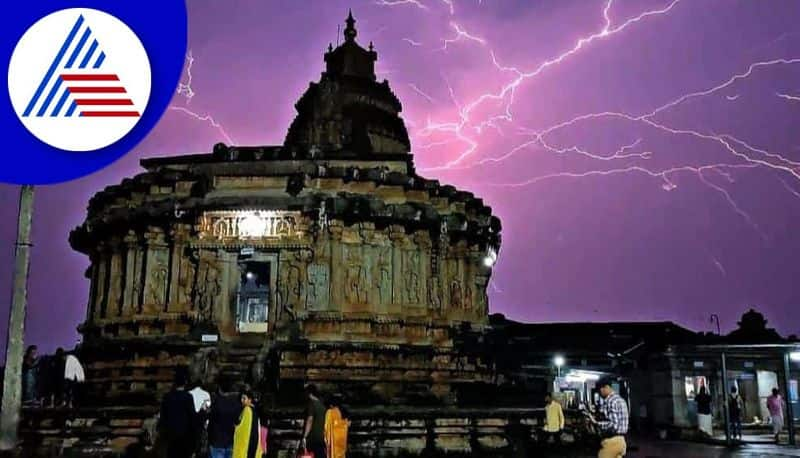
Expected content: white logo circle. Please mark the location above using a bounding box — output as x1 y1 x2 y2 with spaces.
7 8 151 152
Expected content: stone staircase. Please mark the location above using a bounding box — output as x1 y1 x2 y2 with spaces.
20 405 157 457
214 338 267 391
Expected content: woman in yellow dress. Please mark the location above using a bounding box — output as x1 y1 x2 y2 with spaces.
233 390 263 458
324 395 350 458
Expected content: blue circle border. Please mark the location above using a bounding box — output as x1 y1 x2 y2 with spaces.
2 1 187 184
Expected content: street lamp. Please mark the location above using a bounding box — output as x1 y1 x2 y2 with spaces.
554 355 566 377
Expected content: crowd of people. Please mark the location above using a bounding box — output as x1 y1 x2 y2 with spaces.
21 345 86 408
156 370 349 458
541 377 630 458
694 385 787 444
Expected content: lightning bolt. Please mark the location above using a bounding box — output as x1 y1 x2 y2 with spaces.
402 38 423 47
711 257 727 276
439 22 487 51
420 0 683 169
167 107 236 145
777 92 800 101
169 51 237 144
408 83 437 103
176 50 195 103
375 0 428 10
429 52 799 232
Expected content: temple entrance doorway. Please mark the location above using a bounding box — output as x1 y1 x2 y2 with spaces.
236 252 277 333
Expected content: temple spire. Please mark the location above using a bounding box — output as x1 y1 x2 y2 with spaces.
344 9 357 42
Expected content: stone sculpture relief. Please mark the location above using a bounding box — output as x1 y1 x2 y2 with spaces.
377 247 392 305
306 263 330 311
449 280 463 310
177 257 196 306
196 259 221 320
403 251 421 304
344 247 369 304
145 255 169 307
279 257 304 319
428 277 442 311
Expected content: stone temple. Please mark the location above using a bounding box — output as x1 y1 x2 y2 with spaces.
65 11 507 455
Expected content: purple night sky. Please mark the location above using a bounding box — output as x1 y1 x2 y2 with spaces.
2 0 800 356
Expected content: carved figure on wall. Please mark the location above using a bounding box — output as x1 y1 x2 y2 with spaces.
378 263 392 305
344 248 369 304
280 261 303 318
146 259 168 307
177 258 196 305
288 264 302 306
107 266 122 314
306 263 330 310
428 277 441 311
463 284 474 310
403 251 421 304
196 260 221 320
449 280 463 309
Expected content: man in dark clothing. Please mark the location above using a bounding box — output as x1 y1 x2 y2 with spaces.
728 386 744 440
159 371 197 458
695 386 713 436
208 382 242 458
302 384 327 458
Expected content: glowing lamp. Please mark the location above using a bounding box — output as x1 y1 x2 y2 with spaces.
239 212 267 237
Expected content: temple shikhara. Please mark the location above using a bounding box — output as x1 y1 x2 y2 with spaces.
63 11 507 455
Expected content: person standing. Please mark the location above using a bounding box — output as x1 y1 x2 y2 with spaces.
302 384 327 458
21 345 40 406
324 395 349 458
542 393 565 445
158 371 197 458
233 390 262 458
728 387 744 441
190 381 212 456
767 388 784 444
695 386 713 437
63 351 85 408
208 382 241 458
589 377 629 458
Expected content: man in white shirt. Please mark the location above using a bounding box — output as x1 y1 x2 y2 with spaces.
63 352 85 408
189 383 211 413
189 382 211 455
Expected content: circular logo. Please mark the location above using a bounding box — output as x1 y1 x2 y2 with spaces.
7 8 151 152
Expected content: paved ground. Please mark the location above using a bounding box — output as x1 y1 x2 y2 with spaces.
529 438 800 457
628 440 800 457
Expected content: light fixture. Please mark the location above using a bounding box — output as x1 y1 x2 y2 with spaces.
790 351 800 362
554 355 565 377
246 272 255 281
239 212 268 237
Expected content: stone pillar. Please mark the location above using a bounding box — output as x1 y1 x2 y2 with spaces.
389 225 404 310
414 231 431 308
167 224 191 312
122 231 142 316
85 260 99 323
218 250 235 330
329 221 344 309
106 239 124 316
93 244 109 321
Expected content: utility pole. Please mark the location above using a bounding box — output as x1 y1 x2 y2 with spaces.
0 185 35 451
